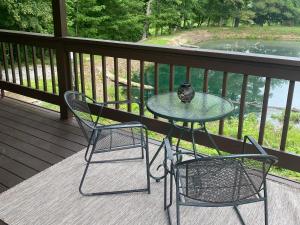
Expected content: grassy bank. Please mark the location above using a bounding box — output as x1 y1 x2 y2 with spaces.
142 26 300 46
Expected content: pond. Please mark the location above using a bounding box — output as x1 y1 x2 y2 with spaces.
130 39 300 121
196 39 300 111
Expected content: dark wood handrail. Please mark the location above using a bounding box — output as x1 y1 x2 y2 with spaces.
0 29 300 79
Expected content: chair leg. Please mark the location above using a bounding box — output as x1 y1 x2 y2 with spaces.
79 143 97 195
176 203 180 225
233 205 246 225
84 142 92 163
80 133 150 196
176 172 180 225
264 180 269 225
140 128 144 159
145 132 151 194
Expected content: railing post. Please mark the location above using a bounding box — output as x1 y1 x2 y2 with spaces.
51 0 72 120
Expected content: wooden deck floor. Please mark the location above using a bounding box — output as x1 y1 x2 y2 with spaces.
0 97 87 194
0 97 299 225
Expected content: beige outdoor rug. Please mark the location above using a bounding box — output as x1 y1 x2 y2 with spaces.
0 144 299 225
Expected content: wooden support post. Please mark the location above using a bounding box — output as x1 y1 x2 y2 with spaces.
51 0 72 120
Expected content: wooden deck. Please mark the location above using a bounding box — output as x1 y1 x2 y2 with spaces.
0 97 299 225
0 97 87 194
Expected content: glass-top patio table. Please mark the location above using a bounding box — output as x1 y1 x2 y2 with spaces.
146 92 234 181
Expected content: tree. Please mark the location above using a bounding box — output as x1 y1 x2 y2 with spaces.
252 0 300 26
0 0 53 33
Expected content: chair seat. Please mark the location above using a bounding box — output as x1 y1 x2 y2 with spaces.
177 158 261 204
92 126 144 152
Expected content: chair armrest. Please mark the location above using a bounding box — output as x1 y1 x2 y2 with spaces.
96 121 147 131
100 99 140 106
95 99 143 118
243 135 268 155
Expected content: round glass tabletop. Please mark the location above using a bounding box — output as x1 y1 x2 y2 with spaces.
146 92 234 123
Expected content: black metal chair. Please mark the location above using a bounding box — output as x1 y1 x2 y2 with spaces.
64 91 150 196
163 136 278 225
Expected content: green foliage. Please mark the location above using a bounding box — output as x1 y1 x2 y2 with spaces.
0 0 53 33
1 1 300 40
67 0 145 41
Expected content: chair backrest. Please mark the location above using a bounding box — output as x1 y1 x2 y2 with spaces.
64 91 99 142
175 154 277 204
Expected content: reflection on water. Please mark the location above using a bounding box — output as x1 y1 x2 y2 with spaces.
197 39 300 110
128 39 300 122
197 39 300 58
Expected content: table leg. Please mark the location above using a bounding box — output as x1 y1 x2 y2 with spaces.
149 125 175 182
202 122 222 155
191 122 198 158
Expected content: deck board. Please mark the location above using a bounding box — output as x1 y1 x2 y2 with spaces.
0 132 63 164
0 116 83 152
0 97 85 196
0 184 7 193
0 142 51 171
0 108 86 144
0 123 74 158
0 155 36 180
0 168 23 188
0 98 82 134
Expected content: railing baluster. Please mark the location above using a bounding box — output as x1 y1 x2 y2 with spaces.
16 44 23 85
140 60 145 116
0 58 3 81
24 45 31 87
72 52 79 91
40 48 47 91
90 54 96 100
32 46 39 89
280 80 295 151
219 72 228 135
1 43 9 82
127 59 132 112
49 49 56 94
8 44 16 83
186 66 191 82
102 56 108 102
79 53 85 94
68 52 73 91
203 69 209 92
154 62 159 118
169 64 174 92
258 77 271 145
237 74 248 139
114 57 119 109
154 62 159 95
0 58 2 94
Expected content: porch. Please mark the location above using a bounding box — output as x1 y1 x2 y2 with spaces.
0 97 299 225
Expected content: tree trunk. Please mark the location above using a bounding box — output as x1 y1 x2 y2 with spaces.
183 17 187 29
142 0 154 40
207 18 211 27
75 0 79 36
234 17 240 28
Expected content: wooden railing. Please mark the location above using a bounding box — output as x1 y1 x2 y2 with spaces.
0 29 300 173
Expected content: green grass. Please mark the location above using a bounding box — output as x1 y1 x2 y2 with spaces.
141 26 300 46
142 36 174 45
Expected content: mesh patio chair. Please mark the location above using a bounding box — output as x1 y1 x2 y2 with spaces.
64 91 150 196
163 136 278 225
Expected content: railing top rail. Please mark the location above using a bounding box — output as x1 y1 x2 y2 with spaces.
64 36 300 67
0 29 58 48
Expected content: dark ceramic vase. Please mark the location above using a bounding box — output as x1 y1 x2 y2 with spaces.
177 82 195 103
